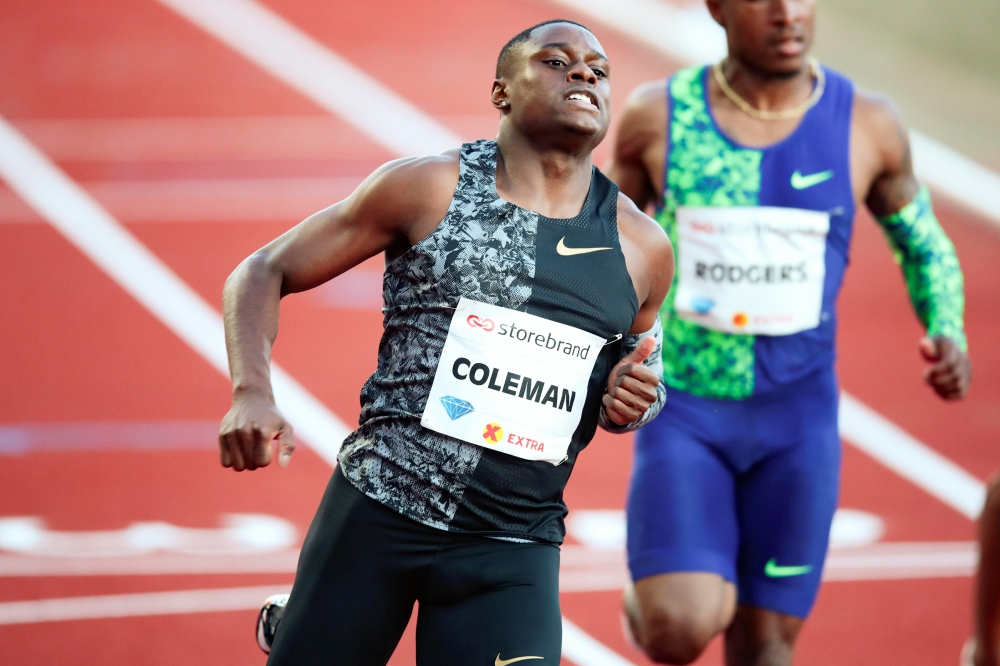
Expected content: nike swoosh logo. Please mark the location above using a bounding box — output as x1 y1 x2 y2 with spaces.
496 655 544 666
790 170 834 190
764 558 813 578
556 236 612 256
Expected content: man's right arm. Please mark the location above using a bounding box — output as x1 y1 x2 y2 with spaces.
605 80 668 212
218 152 459 471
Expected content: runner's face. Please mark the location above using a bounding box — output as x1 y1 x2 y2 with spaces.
709 0 815 76
500 24 611 143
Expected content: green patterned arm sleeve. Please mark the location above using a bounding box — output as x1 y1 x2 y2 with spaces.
876 186 968 351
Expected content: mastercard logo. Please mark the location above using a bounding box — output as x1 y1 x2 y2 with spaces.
732 313 749 327
482 423 504 444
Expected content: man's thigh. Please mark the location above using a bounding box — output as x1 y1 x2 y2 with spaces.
268 468 439 666
627 408 740 584
415 540 562 666
735 370 841 619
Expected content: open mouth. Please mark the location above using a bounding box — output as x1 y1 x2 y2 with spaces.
564 90 598 110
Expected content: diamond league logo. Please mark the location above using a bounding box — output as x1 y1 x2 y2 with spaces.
440 396 474 420
466 314 495 331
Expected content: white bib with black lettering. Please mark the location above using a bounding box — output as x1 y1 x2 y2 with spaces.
421 297 604 464
673 206 829 335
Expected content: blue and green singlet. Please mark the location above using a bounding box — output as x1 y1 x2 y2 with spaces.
656 65 966 400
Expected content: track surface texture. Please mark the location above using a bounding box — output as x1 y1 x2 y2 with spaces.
1 0 998 664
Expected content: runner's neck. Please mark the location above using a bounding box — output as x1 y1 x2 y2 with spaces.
719 56 815 116
494 132 594 219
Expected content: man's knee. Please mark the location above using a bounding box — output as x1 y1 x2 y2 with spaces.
640 602 723 664
627 572 735 665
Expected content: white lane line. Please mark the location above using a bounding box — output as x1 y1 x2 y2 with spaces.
13 116 376 162
562 616 637 666
0 115 347 467
840 393 986 519
910 130 1000 227
547 0 1000 228
0 115 627 664
0 586 290 626
823 541 977 581
0 542 975 582
0 552 300 577
546 0 726 65
12 115 497 163
154 0 460 157
0 177 365 224
0 419 220 454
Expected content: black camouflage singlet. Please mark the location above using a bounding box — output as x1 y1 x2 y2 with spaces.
338 140 639 543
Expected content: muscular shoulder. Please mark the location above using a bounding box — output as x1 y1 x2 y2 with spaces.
358 150 460 217
852 89 921 215
617 192 668 248
609 80 669 210
616 192 674 309
853 89 909 175
348 149 460 241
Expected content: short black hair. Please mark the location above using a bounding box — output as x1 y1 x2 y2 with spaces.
495 19 593 78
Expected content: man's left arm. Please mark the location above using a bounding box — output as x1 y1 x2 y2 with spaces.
600 195 674 432
599 317 666 433
862 94 971 400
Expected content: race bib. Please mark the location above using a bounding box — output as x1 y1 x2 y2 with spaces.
673 206 829 335
421 298 605 464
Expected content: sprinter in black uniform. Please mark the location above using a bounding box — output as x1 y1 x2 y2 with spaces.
219 20 674 665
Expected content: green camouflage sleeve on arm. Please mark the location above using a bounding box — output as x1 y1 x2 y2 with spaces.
876 186 968 351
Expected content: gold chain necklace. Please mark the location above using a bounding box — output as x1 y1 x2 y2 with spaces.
712 58 825 121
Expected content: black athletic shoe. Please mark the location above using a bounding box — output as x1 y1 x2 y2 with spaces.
256 593 289 654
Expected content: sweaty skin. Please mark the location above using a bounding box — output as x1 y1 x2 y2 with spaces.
218 22 674 473
606 0 970 665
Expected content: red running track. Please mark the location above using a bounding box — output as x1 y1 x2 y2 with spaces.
1 0 999 663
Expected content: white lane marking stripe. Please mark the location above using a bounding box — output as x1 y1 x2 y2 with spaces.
839 393 985 519
0 115 347 467
0 542 976 581
0 543 975 626
546 0 726 66
0 116 627 665
546 0 1000 227
562 616 637 666
910 130 1000 227
0 541 976 625
0 177 365 224
11 115 497 163
154 0 460 157
0 419 220 454
0 586 291 626
13 116 375 162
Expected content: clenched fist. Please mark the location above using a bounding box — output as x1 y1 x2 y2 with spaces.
602 335 660 426
219 392 294 471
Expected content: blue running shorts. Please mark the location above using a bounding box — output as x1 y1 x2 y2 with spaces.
627 367 841 618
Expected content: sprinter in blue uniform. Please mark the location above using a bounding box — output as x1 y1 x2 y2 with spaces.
608 1 972 664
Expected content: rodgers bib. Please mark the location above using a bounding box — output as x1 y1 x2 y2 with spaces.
673 205 830 336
